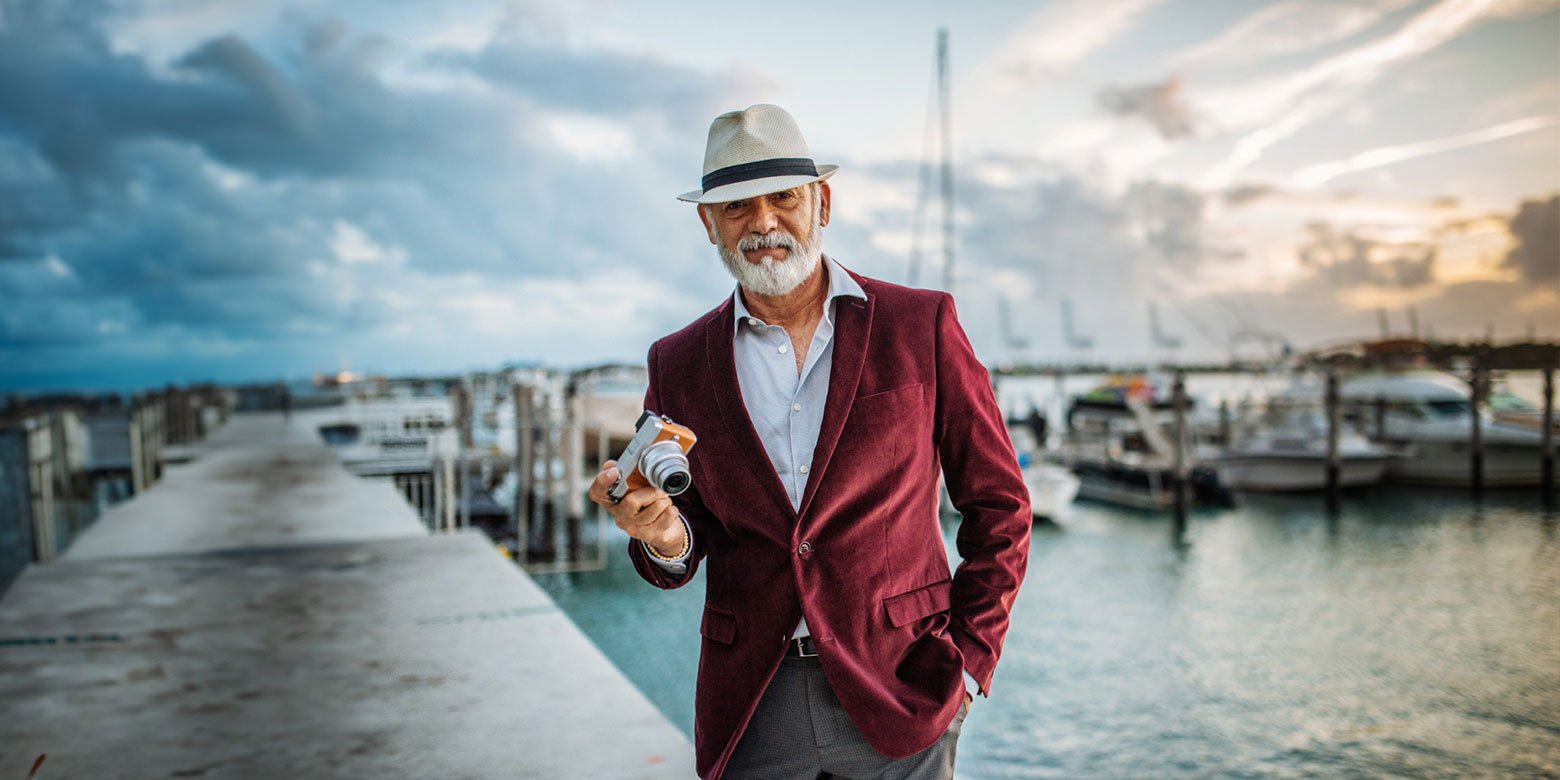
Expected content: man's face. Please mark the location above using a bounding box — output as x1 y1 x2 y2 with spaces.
701 182 833 297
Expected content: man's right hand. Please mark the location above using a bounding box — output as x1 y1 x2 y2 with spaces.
588 459 687 557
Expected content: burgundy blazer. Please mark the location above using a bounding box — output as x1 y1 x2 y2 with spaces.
629 264 1031 779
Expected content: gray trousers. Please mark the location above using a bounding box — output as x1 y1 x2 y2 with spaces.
724 655 968 779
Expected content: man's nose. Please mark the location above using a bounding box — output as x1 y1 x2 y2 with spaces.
748 199 780 234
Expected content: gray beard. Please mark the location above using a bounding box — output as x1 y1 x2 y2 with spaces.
715 215 824 298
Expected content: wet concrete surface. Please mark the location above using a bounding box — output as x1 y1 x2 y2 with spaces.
1 412 692 779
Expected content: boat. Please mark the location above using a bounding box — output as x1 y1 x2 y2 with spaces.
1211 381 1395 492
1339 370 1548 486
1050 376 1235 510
1006 418 1080 521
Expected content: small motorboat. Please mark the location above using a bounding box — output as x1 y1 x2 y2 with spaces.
1051 375 1235 510
1211 382 1395 492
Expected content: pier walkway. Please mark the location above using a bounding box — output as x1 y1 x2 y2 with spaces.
0 413 693 778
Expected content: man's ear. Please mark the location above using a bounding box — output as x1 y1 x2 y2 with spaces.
818 182 832 228
697 205 718 245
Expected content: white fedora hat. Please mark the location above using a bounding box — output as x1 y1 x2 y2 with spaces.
677 103 838 204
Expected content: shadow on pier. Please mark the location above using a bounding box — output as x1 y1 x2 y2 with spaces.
0 412 691 778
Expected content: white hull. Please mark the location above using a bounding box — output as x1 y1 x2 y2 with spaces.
1384 440 1548 487
1215 454 1390 492
1023 465 1080 519
1074 480 1170 510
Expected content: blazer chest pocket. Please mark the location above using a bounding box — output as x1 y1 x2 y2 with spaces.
701 605 737 645
883 579 951 627
852 382 922 420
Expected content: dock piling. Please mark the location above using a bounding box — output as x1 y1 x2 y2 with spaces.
1171 371 1189 532
513 384 535 551
1326 372 1341 513
1543 366 1555 506
1470 364 1485 499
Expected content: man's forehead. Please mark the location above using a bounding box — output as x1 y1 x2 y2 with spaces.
707 185 810 207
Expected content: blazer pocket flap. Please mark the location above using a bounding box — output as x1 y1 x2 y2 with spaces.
700 606 736 645
883 579 952 628
854 382 922 414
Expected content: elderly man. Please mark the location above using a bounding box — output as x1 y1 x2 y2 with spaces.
588 104 1030 780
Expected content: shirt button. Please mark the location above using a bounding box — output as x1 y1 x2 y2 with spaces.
792 403 801 412
778 345 788 354
797 541 812 555
799 464 810 474
748 318 759 326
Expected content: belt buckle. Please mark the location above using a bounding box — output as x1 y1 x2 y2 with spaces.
794 637 818 658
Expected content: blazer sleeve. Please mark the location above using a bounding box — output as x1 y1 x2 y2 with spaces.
626 339 715 590
933 292 1032 694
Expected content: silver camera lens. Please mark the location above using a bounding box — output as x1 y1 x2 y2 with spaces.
640 440 692 496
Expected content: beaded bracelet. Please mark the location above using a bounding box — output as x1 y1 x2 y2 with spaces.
645 525 690 562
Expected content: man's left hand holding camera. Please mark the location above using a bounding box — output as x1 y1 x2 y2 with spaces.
588 460 688 560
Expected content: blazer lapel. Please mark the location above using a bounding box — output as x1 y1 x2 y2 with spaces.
797 286 873 520
705 300 798 521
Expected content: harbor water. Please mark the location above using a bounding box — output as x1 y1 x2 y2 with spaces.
536 485 1560 778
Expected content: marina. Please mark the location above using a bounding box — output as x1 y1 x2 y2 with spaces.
3 347 1557 778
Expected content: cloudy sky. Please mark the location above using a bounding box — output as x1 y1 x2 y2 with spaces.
1 0 1556 392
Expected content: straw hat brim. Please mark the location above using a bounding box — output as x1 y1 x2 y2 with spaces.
677 164 838 204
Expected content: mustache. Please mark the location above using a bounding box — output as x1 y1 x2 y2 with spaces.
737 230 800 254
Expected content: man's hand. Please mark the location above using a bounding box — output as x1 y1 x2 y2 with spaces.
588 459 686 556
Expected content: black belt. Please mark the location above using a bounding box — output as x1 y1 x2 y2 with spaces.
785 636 819 658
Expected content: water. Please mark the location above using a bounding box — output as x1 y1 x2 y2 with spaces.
535 487 1560 779
533 368 1557 777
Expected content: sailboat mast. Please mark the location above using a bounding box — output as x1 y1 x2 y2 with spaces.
937 27 955 296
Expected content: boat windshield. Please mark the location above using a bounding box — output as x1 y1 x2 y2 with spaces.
1488 392 1537 412
1425 399 1470 417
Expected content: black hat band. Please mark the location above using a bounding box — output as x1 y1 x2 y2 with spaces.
701 157 819 193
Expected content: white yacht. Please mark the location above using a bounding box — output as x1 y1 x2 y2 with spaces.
1006 423 1080 521
1211 383 1394 492
1339 370 1547 487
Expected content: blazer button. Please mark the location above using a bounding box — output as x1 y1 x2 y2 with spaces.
797 541 812 556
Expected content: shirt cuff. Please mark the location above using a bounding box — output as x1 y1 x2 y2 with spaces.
642 512 692 574
962 670 983 698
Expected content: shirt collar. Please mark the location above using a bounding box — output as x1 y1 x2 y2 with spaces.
731 255 867 337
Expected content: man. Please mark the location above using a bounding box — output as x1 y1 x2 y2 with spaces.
588 104 1030 779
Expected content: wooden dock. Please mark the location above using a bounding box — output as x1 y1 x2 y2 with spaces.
0 413 693 779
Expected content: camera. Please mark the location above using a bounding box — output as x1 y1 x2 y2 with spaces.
608 411 698 502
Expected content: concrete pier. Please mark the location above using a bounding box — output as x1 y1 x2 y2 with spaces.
0 413 693 779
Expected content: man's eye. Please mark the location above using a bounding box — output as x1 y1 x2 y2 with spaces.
725 201 746 211
774 191 794 200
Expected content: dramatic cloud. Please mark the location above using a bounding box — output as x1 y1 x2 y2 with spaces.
1 0 1554 392
1503 194 1560 285
1097 78 1196 140
1297 222 1437 289
0 1 758 389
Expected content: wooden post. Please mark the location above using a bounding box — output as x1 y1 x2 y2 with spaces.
458 452 471 531
1171 372 1189 531
540 390 559 562
1055 371 1068 436
1542 366 1555 506
1217 399 1231 447
1470 365 1484 498
454 384 473 450
563 393 585 564
1326 372 1341 513
442 454 456 531
595 427 608 517
1373 396 1387 440
513 383 535 554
